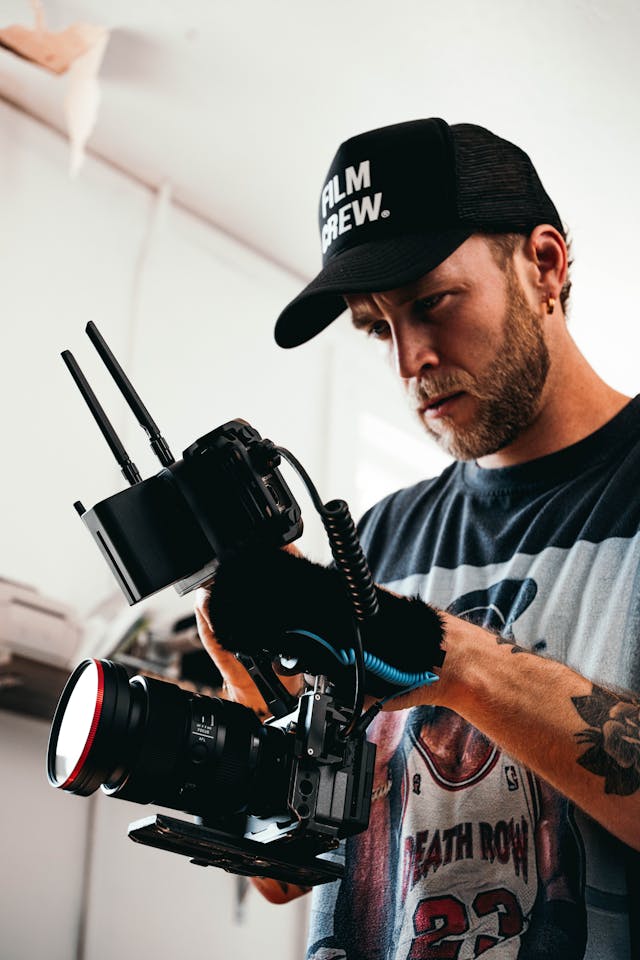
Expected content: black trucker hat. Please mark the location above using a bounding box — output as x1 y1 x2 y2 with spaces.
274 118 564 348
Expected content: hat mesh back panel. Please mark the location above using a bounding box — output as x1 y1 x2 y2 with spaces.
452 124 564 234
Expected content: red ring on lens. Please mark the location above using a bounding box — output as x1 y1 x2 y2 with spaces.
60 659 105 789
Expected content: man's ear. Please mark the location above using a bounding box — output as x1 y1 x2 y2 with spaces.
523 225 568 305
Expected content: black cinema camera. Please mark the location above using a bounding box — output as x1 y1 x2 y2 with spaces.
47 323 385 885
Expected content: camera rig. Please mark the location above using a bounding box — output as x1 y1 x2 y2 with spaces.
48 324 437 885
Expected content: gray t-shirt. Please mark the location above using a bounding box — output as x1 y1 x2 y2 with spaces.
307 397 640 960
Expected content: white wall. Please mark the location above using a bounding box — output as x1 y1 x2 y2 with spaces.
0 100 319 960
0 709 90 960
83 791 308 960
0 95 335 620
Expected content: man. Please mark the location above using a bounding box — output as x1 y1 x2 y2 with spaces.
196 119 640 958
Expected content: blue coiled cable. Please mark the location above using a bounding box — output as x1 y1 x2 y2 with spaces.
285 628 439 692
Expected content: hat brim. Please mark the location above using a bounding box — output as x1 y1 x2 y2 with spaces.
274 227 474 348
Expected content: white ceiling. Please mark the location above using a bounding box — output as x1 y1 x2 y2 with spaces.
1 0 639 287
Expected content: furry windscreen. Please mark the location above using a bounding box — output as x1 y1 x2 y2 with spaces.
207 548 445 696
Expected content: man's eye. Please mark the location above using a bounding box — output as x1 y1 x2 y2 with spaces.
366 321 390 340
418 293 445 311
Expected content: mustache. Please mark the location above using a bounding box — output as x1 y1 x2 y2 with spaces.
408 372 482 408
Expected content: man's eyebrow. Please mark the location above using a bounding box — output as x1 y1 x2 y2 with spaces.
350 310 379 330
348 275 447 329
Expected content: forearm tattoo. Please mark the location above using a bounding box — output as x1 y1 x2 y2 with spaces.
572 687 640 796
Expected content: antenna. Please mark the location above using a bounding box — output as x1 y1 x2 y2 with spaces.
61 351 143 486
85 321 175 467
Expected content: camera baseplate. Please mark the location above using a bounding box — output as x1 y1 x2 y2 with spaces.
128 814 344 886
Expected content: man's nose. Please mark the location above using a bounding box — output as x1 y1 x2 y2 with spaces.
391 323 440 379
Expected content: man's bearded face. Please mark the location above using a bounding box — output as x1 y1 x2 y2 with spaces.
407 265 550 461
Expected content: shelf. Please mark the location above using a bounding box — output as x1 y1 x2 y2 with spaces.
0 653 70 722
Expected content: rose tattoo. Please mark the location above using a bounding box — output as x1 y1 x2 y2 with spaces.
572 687 640 796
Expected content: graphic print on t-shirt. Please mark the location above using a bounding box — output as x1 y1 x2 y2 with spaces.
392 581 586 960
307 579 587 960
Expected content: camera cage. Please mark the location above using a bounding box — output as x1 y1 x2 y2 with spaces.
127 672 376 885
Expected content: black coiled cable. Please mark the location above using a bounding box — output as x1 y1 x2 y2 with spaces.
321 499 379 622
275 447 379 737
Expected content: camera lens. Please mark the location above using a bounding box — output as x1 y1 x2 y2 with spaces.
47 659 141 796
47 659 289 817
53 659 101 784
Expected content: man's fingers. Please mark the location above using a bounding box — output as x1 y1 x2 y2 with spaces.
194 586 213 630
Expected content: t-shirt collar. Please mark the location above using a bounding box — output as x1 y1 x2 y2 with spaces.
461 395 640 494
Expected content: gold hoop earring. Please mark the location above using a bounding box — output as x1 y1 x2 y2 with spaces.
546 296 556 315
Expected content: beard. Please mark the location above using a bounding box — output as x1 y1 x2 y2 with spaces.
409 268 551 461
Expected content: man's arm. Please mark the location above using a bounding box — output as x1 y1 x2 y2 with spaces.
194 591 310 905
198 545 640 851
390 613 640 851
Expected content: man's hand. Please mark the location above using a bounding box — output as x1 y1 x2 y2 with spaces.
194 544 304 714
194 550 308 906
195 593 303 716
195 586 271 715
